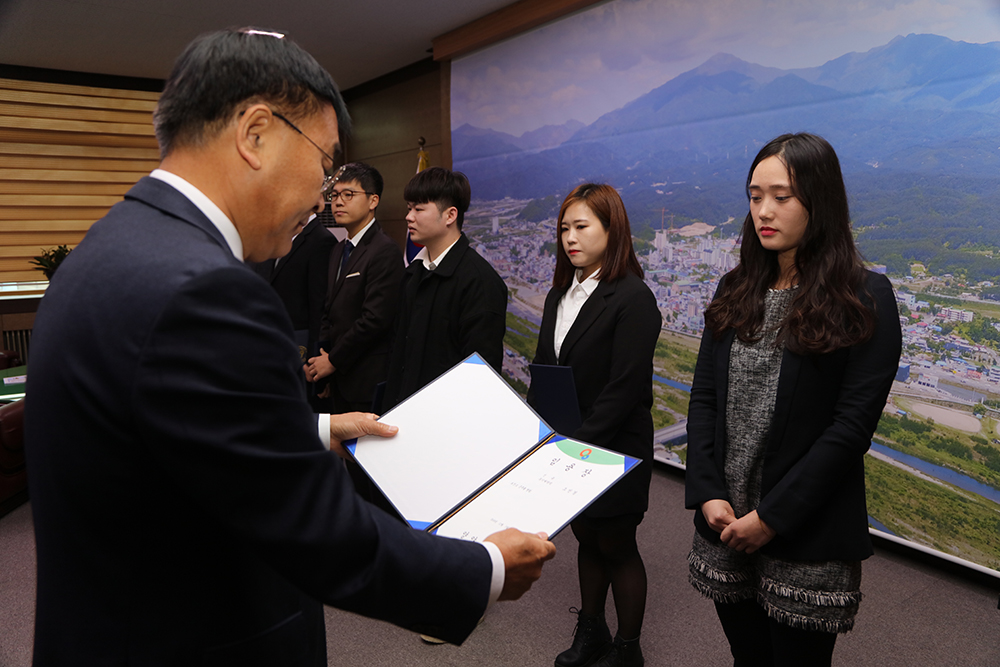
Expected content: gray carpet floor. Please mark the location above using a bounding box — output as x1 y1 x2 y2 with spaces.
2 466 998 666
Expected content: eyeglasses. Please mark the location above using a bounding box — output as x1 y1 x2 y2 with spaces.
271 111 339 199
328 188 375 203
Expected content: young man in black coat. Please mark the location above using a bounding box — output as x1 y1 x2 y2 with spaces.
382 167 508 411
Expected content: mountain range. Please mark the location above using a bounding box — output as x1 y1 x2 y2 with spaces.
453 34 1000 278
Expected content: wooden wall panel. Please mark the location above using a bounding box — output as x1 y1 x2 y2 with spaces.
338 0 605 250
342 60 444 248
432 0 604 61
0 77 159 284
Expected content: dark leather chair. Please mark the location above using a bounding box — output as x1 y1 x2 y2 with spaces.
0 350 23 370
0 399 27 517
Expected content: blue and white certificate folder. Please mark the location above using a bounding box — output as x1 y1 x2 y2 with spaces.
346 353 639 542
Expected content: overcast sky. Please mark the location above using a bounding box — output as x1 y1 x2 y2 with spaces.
451 0 1000 136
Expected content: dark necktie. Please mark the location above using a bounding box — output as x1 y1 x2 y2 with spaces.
338 241 353 280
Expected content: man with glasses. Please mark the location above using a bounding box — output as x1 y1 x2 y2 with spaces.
25 28 555 666
305 162 403 417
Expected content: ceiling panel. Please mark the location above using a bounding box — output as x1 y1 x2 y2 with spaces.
0 0 513 89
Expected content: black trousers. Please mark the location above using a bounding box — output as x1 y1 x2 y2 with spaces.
715 598 837 667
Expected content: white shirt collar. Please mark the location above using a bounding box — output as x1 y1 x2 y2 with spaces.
149 169 244 261
570 268 601 295
414 235 461 271
347 217 377 245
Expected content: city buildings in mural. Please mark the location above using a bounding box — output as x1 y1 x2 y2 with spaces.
462 195 1000 571
454 32 1000 572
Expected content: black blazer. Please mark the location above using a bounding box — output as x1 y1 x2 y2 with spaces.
684 271 902 561
25 178 492 665
383 233 508 411
529 273 662 517
317 221 404 408
252 215 332 336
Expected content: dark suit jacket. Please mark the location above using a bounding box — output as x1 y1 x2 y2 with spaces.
528 273 662 517
252 215 332 337
684 271 902 562
25 177 492 666
382 233 508 411
317 220 404 409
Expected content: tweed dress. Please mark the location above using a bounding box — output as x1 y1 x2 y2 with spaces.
687 286 862 633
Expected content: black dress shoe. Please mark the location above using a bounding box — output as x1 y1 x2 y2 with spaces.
592 635 643 667
554 608 612 667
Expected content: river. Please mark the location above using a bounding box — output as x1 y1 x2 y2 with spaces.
652 373 999 505
868 443 1000 505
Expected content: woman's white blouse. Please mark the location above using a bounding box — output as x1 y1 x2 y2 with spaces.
553 270 601 359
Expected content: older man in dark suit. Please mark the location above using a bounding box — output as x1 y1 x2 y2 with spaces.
25 28 554 666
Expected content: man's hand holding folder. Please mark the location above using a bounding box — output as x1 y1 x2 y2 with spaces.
330 411 557 601
329 412 398 458
487 528 557 600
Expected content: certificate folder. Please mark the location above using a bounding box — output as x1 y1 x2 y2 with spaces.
345 353 639 542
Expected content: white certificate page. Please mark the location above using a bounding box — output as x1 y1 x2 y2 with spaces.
350 356 549 528
433 437 636 542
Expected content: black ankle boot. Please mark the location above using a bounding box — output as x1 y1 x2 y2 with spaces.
592 634 643 667
554 608 612 667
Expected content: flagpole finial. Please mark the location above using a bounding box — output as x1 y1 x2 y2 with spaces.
416 137 429 174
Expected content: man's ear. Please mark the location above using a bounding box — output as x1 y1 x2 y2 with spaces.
443 205 459 227
368 194 379 212
235 104 275 171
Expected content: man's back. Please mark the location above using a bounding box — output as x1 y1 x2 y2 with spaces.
26 178 492 664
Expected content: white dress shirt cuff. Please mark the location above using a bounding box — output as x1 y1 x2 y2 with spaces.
317 413 331 450
482 540 506 605
319 411 503 602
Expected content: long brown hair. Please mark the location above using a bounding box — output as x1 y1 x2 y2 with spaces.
552 184 643 289
704 133 876 354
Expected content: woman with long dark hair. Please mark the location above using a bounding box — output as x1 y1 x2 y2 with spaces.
685 133 902 666
529 184 661 667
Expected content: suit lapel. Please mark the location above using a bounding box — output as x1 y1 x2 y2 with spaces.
558 280 615 364
326 241 347 304
715 329 735 433
330 220 378 296
537 286 567 364
430 233 469 278
341 237 368 280
125 177 231 255
767 348 802 454
271 218 319 282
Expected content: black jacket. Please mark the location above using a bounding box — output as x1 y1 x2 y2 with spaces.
25 178 493 665
383 233 507 411
685 271 902 561
252 215 331 336
529 273 662 517
317 221 404 408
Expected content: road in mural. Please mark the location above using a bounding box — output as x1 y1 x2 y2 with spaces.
451 0 1000 573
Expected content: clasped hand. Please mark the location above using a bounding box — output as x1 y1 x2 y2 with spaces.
701 499 775 554
304 348 333 383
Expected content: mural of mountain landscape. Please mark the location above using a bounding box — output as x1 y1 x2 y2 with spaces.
453 30 1000 575
456 34 1000 280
